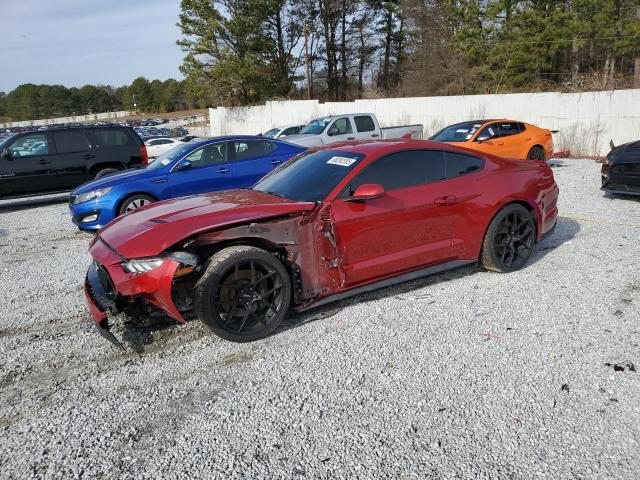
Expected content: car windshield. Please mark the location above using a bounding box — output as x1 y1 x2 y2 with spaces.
263 128 280 138
300 118 332 135
431 122 484 142
146 143 193 170
253 149 365 202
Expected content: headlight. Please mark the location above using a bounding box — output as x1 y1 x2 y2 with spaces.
74 187 112 204
122 252 198 275
123 258 165 274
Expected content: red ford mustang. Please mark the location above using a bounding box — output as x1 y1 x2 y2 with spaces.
84 140 559 349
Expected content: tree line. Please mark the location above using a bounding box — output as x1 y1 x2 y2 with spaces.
0 77 209 122
177 0 640 105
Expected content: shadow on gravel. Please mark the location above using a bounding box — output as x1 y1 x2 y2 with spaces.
119 315 196 354
529 216 581 266
0 194 69 213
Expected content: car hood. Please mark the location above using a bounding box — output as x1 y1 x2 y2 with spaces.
72 167 161 194
97 189 317 259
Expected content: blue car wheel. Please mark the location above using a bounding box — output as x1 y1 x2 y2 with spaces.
118 194 156 215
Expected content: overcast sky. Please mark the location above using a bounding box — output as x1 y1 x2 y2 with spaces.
0 0 184 93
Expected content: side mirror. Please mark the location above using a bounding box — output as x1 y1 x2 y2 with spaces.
327 126 339 136
1 148 11 160
175 159 192 171
350 183 385 201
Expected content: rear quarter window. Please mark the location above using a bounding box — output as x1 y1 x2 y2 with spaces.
91 129 133 147
354 116 376 133
445 152 483 178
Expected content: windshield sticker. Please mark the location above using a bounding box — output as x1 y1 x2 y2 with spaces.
160 159 172 166
327 156 357 167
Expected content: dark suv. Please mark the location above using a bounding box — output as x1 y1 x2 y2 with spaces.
0 126 147 198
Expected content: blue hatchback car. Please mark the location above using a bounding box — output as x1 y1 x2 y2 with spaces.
69 136 307 231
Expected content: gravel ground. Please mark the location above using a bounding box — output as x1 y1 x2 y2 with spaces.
1 159 639 479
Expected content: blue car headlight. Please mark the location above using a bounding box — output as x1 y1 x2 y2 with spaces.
74 187 112 204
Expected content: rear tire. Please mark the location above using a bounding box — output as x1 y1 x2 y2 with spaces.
194 246 291 342
526 146 546 161
480 204 536 273
95 167 120 179
118 194 155 215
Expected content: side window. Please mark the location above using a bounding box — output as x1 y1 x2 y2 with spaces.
8 134 50 157
354 115 376 133
183 142 227 167
53 130 90 154
282 127 300 136
445 152 483 178
497 122 520 137
159 139 174 145
232 140 274 161
346 150 446 195
517 123 526 133
329 117 353 135
477 123 498 141
92 129 129 147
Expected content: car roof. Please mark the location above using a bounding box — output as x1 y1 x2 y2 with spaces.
310 139 491 158
189 135 297 148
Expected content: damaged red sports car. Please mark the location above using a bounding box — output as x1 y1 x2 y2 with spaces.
84 140 559 349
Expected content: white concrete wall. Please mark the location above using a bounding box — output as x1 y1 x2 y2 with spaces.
209 90 640 155
2 111 132 128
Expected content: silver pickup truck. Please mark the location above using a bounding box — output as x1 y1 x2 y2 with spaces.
285 113 423 148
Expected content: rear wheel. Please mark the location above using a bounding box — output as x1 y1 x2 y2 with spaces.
526 146 546 161
194 246 291 342
480 204 536 273
118 194 155 215
95 167 120 179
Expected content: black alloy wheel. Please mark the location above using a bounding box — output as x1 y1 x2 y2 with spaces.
195 246 291 342
481 204 536 273
526 146 546 161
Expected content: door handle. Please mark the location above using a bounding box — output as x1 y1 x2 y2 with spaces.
347 137 355 140
371 134 379 138
524 137 532 141
496 141 504 146
83 153 94 159
38 159 51 165
434 196 458 206
217 168 230 174
271 159 282 165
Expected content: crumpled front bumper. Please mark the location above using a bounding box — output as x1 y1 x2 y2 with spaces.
84 239 186 350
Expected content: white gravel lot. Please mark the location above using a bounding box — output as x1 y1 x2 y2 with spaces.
0 159 639 479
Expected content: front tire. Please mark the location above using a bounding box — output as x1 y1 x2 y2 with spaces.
118 194 155 215
194 246 292 342
526 146 546 161
480 204 536 273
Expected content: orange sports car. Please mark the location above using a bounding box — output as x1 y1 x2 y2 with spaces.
430 119 554 160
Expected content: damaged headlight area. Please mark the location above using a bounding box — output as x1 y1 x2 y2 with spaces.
122 251 199 276
74 187 112 204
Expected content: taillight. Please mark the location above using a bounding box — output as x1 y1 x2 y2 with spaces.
139 145 148 164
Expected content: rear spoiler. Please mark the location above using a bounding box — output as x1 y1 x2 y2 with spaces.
550 130 559 134
610 139 615 150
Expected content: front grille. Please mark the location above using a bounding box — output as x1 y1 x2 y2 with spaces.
86 261 118 313
94 261 116 300
611 163 640 176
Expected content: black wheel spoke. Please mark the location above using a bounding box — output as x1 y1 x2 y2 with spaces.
223 303 237 327
236 308 251 334
251 270 275 287
259 284 282 299
250 261 256 284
